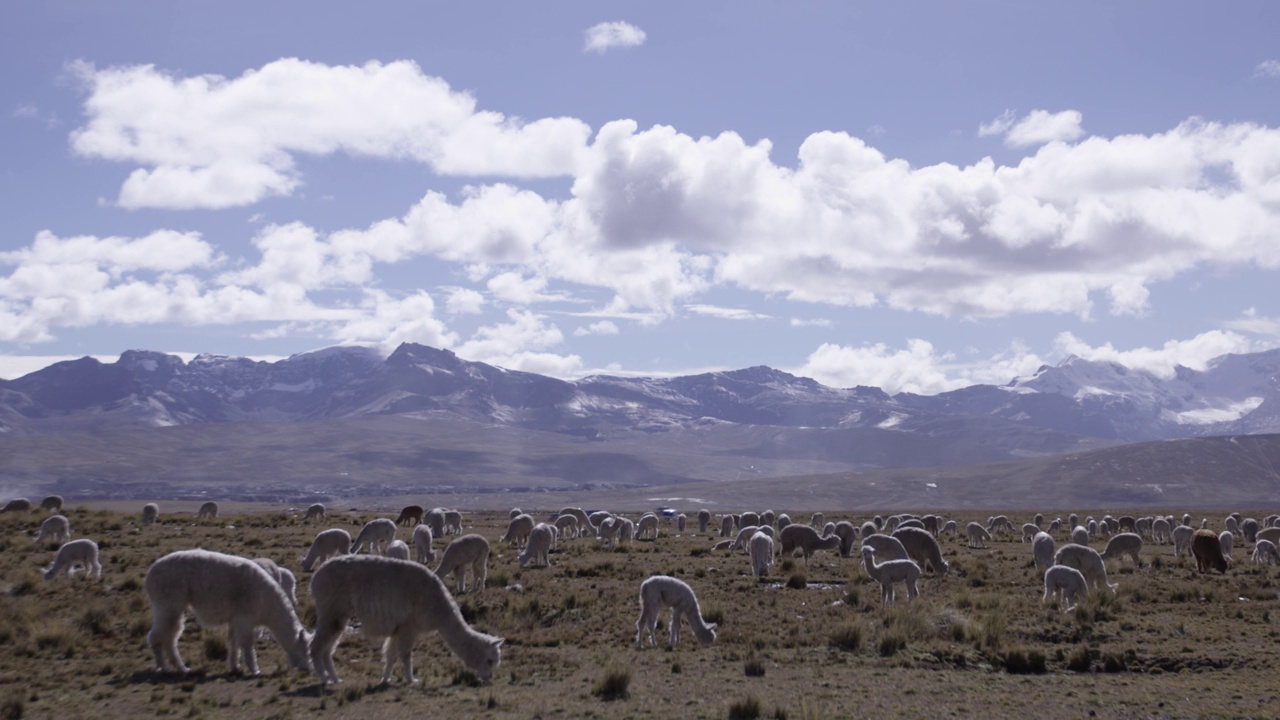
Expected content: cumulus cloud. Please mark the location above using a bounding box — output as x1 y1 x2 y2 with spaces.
574 320 619 336
794 339 1047 395
1255 59 1280 78
978 109 1016 137
584 21 646 53
454 309 582 376
69 59 591 208
443 287 485 315
686 304 771 320
1004 109 1085 147
1052 329 1257 379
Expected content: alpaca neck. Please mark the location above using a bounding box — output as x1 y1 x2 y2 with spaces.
437 608 489 659
260 590 304 654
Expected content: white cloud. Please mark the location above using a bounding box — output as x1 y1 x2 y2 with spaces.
978 109 1016 137
486 272 570 304
584 21 647 53
1052 329 1256 379
1004 109 1085 147
574 320 619 336
443 287 485 315
1255 59 1280 78
453 309 582 377
794 339 1046 395
70 59 592 208
790 317 832 328
1224 308 1280 339
0 354 117 379
686 304 771 320
329 290 456 353
13 103 39 119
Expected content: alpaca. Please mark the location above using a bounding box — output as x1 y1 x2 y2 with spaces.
500 513 535 548
676 513 687 532
1053 544 1117 593
779 524 841 566
1218 531 1235 564
1068 513 1079 530
1033 512 1045 528
509 508 523 519
300 528 352 572
634 575 717 649
760 510 776 527
425 508 447 538
749 531 774 577
352 518 397 555
1118 515 1136 533
40 495 63 513
1021 523 1039 543
435 534 490 594
395 505 424 527
636 514 659 541
1152 517 1171 544
554 514 579 539
697 509 711 533
1224 515 1240 536
253 558 299 606
518 524 555 568
1 498 31 513
777 513 792 530
1070 525 1090 546
941 520 958 537
141 503 160 526
966 522 991 549
1171 525 1194 558
711 539 733 551
861 533 910 561
1255 527 1280 547
303 503 326 522
1032 531 1055 573
559 507 595 536
443 510 463 535
833 521 859 558
1043 565 1088 612
885 515 901 533
740 511 761 529
1191 529 1229 574
145 549 311 675
810 512 825 529
413 524 436 564
597 517 623 547
720 515 734 537
987 515 1014 534
861 546 920 606
1135 517 1151 538
922 515 941 536
896 518 925 532
385 540 411 560
44 538 101 580
33 514 71 545
589 511 613 530
1048 518 1063 535
732 525 762 553
1251 539 1280 565
309 555 503 685
891 527 949 576
615 517 636 545
1182 513 1192 527
1100 533 1143 569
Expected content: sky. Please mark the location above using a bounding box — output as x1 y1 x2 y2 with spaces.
2 1 1280 394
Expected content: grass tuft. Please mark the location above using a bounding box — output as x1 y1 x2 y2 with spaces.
592 662 631 702
728 696 762 720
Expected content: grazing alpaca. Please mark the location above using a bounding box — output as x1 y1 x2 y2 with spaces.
732 525 762 553
749 531 774 577
1172 525 1194 557
1152 517 1171 544
779 524 841 566
44 538 101 580
1043 565 1088 612
697 509 712 533
636 514 660 541
810 512 825 529
385 540 411 560
300 528 352 572
676 513 687 531
891 527 949 576
860 546 920 606
2 498 32 513
634 575 717 649
144 549 311 675
518 524 555 568
33 514 71 545
435 534 490 594
443 510 463 535
253 558 299 606
141 503 160 526
425 508 447 538
1218 531 1235 564
720 515 734 537
861 533 910 561
966 522 991 548
352 518 397 555
760 510 776 528
1100 533 1143 569
615 517 635 545
1255 527 1280 547
1021 523 1039 543
1191 529 1229 574
303 503 326 522
777 513 792 530
554 514 579 539
500 513 535 548
941 519 958 537
740 511 761 529
509 508 523 520
1071 525 1090 546
1251 539 1280 565
1032 531 1056 573
197 501 219 520
412 524 436 564
395 505 424 527
40 495 63 513
833 521 859 558
309 555 503 685
1054 544 1117 593
559 507 595 536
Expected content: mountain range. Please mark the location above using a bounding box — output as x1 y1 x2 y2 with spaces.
0 342 1277 506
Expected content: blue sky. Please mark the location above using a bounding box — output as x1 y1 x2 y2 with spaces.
2 1 1279 392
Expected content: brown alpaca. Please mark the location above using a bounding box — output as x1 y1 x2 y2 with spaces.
395 504 424 527
1191 529 1229 574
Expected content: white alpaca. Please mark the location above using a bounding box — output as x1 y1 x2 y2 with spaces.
674 513 686 532
860 546 920 606
1032 531 1055 573
597 517 623 547
809 512 825 529
732 525 761 553
1251 539 1280 565
553 514 579 539
141 502 160 526
777 513 792 530
589 511 613 531
1218 531 1234 563
739 511 760 529
33 514 71 544
560 507 595 535
310 555 502 685
822 521 839 537
860 533 910 561
636 514 659 540
966 522 991 548
352 518 397 555
779 524 841 566
301 528 352 572
1021 523 1039 543
1171 525 1194 557
986 515 1014 534
1070 525 1090 546
435 534 490 594
44 538 101 580
385 539 411 560
1100 533 1143 569
891 527 949 576
833 521 859 558
40 495 63 512
519 524 555 568
145 549 311 675
860 521 878 539
720 515 734 537
253 558 299 606
1043 565 1088 612
443 510 463 535
1 498 31 512
1255 527 1280 547
197 501 219 519
1225 515 1240 536
1054 544 1117 594
1048 518 1063 535
425 508 447 538
1152 517 1171 544
500 513 535 548
303 503 326 522
615 517 636 545
941 519 958 536
635 575 717 649
413 524 436 564
749 531 774 577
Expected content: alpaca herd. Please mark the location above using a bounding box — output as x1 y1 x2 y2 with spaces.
11 495 1280 693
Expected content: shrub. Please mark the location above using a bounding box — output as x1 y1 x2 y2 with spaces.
728 696 762 720
592 662 630 701
1066 644 1093 672
1001 647 1047 675
744 657 766 677
703 606 726 626
785 572 807 590
829 623 864 653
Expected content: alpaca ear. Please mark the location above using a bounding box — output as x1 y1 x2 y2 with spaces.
493 638 504 648
707 623 717 631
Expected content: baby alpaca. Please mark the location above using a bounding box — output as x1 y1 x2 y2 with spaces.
518 524 555 568
443 510 463 535
554 514 579 539
1251 539 1280 565
861 546 921 606
435 534 490 594
352 518 397 555
634 575 717 649
385 540 411 560
310 555 503 685
300 528 352 572
749 531 774 578
1043 565 1088 612
197 502 219 520
413 524 436 564
145 549 311 675
33 514 71 545
44 538 102 580
141 503 160 526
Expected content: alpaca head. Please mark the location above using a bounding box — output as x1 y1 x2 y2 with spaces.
286 629 313 672
474 637 503 683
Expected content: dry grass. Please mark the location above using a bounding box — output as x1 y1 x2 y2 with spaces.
2 505 1279 718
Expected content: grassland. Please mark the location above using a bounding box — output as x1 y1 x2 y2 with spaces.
2 505 1279 720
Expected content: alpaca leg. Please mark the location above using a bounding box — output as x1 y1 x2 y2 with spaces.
226 627 242 674
237 622 260 675
906 578 918 601
312 615 347 685
475 556 488 592
149 609 187 673
668 607 681 646
91 559 103 578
